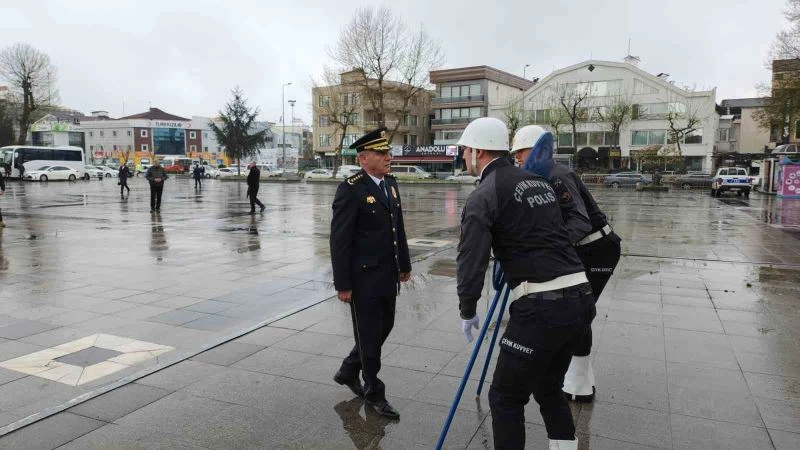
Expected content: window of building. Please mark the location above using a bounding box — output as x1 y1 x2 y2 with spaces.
152 127 185 155
684 128 703 144
100 145 104 150
127 145 132 151
557 133 573 147
589 132 605 146
190 145 197 151
340 113 359 125
99 131 104 137
631 129 669 146
90 145 94 151
89 132 93 137
649 130 666 145
631 130 649 146
575 132 588 146
440 84 481 99
190 131 197 139
441 109 452 119
113 145 117 151
342 134 359 146
405 114 418 126
319 95 330 107
140 129 148 138
404 134 418 145
319 134 331 147
112 131 117 137
141 144 149 151
204 132 208 139
718 128 729 142
204 146 208 151
127 130 132 137
342 93 358 106
319 115 330 127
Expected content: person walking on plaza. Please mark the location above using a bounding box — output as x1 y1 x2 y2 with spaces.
0 171 6 227
145 159 168 213
246 162 265 214
192 163 205 189
330 128 411 420
511 125 622 404
456 118 594 450
118 164 131 197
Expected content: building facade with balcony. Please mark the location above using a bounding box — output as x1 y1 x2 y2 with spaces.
430 66 533 146
311 70 433 165
490 58 719 172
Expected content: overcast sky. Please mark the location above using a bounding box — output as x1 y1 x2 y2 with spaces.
0 0 787 125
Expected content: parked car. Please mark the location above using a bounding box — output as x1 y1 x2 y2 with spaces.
446 173 480 185
95 165 118 178
711 167 751 197
304 169 334 179
673 173 713 190
83 165 105 180
202 166 219 178
334 166 362 179
25 165 81 182
603 172 652 188
217 168 238 177
390 165 433 179
772 144 800 155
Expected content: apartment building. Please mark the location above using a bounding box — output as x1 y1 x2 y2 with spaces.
429 66 533 146
312 70 433 164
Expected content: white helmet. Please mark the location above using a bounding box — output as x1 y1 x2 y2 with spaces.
511 125 552 155
457 117 509 151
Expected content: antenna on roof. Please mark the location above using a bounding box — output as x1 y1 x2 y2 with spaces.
627 38 631 55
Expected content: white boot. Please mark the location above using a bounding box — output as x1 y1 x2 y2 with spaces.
562 355 595 402
549 438 578 449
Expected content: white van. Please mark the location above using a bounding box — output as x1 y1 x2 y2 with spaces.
390 165 433 179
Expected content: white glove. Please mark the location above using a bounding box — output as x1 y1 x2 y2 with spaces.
461 315 480 343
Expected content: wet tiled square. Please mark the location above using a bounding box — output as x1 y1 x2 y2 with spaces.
0 320 60 340
670 414 773 450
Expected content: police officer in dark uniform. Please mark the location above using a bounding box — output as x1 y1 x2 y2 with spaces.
330 128 411 420
457 118 594 450
511 125 622 403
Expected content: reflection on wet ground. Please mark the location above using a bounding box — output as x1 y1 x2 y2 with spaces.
0 179 798 448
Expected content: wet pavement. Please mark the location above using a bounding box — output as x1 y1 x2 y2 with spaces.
0 178 798 449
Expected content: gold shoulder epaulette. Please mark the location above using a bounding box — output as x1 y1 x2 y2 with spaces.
346 173 364 185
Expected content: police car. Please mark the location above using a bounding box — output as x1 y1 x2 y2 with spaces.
711 167 751 197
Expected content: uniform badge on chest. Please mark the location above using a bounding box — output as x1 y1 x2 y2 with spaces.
366 195 376 204
391 186 397 199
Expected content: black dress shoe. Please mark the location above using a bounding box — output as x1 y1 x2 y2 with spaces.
333 371 364 398
366 400 400 420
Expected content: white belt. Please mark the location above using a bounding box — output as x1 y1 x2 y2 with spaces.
576 224 613 246
510 272 588 300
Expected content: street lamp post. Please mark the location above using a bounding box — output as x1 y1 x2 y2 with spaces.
288 99 296 163
281 82 292 169
523 64 530 80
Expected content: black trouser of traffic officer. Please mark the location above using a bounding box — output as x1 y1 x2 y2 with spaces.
150 184 164 211
339 294 396 402
120 178 130 195
194 176 202 188
573 232 621 356
489 284 595 449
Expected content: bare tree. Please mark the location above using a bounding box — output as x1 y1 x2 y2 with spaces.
595 95 632 167
313 67 361 177
556 83 590 151
329 6 443 142
0 43 58 145
665 102 703 157
503 95 527 144
753 78 800 144
771 0 800 60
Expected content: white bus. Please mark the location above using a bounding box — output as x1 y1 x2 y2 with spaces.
1 145 86 179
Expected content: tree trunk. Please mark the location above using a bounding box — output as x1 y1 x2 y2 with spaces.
237 157 240 176
17 91 32 145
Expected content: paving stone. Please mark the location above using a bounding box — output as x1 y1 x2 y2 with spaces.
0 412 104 450
190 341 264 366
69 383 172 422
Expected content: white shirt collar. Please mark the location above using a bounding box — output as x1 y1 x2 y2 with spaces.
480 157 502 180
367 172 385 187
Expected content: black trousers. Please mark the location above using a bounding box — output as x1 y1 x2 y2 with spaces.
573 232 622 356
489 284 595 449
120 178 130 195
339 294 396 402
150 185 164 211
194 177 202 188
249 191 264 211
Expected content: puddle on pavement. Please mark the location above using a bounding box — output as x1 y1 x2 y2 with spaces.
429 259 457 277
757 266 800 284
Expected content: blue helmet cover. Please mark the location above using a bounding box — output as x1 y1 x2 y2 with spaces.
522 131 554 178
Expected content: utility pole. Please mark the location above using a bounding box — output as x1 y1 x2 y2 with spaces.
289 99 296 167
281 82 292 169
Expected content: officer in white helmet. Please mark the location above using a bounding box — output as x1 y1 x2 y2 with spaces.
511 125 622 404
456 118 595 450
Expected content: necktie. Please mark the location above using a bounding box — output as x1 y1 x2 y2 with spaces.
379 180 388 202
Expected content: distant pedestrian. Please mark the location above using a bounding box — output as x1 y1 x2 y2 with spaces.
192 163 205 189
0 171 6 227
145 159 168 213
246 162 265 214
119 164 131 196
